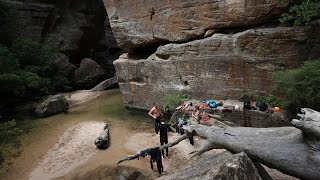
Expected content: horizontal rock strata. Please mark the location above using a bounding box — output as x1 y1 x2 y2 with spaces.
114 27 320 109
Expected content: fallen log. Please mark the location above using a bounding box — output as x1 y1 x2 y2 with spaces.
94 123 110 149
117 108 320 180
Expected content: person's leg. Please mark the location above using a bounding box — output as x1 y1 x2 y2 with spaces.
160 141 165 158
157 160 163 174
154 120 158 134
165 139 168 157
154 117 161 134
188 136 194 145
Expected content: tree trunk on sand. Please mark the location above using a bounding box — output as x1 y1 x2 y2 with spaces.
117 108 320 180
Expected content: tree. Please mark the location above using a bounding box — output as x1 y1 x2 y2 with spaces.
0 38 71 104
272 60 320 113
280 0 320 26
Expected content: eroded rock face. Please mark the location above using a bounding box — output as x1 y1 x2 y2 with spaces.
114 27 320 110
158 151 262 180
0 0 120 86
105 0 291 48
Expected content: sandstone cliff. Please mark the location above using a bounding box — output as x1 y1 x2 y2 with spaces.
106 0 320 110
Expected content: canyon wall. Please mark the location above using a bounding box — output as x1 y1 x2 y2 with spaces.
0 0 121 88
105 0 320 109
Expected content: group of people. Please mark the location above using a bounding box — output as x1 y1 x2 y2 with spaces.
148 102 172 157
146 101 201 175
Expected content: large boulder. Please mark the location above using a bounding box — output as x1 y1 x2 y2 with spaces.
105 0 291 48
74 58 107 88
158 151 263 180
90 77 118 91
35 95 69 118
114 26 320 110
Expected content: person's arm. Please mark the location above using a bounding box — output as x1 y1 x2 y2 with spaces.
195 111 201 120
148 107 156 119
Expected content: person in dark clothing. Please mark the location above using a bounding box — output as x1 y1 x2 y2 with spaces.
150 147 163 174
156 120 173 158
139 148 152 158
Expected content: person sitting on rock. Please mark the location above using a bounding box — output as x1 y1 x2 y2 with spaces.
176 102 193 111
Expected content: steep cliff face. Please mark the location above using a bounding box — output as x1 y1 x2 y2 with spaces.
0 0 121 88
106 0 320 109
105 0 291 48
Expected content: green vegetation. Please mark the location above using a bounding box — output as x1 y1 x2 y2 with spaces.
239 91 284 108
0 38 71 104
0 120 23 169
159 93 189 123
280 0 320 26
161 93 190 114
272 60 320 113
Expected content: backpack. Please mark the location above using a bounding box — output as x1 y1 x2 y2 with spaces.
243 100 251 110
256 101 268 111
208 101 218 108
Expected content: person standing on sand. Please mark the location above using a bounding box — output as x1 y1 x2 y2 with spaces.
148 102 163 134
157 119 173 158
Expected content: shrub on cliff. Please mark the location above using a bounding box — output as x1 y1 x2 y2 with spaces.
272 60 320 113
0 38 70 103
280 0 320 26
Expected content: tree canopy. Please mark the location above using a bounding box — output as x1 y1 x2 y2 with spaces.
0 38 70 104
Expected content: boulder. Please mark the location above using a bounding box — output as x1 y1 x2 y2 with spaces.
158 151 262 180
74 58 107 88
94 123 110 149
105 0 291 48
35 95 68 118
90 77 118 91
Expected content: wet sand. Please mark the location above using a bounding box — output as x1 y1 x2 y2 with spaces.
1 89 297 180
0 89 155 180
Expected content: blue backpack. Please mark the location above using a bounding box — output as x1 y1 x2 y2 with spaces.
206 100 218 108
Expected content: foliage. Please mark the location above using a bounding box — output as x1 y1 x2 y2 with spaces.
0 120 23 168
161 93 190 113
240 90 284 108
0 38 71 102
0 120 23 145
272 60 320 113
280 0 320 26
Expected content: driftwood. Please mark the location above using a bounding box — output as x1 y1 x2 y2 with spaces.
117 108 320 179
94 123 110 149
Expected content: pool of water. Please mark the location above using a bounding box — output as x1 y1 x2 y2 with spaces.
0 89 156 180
